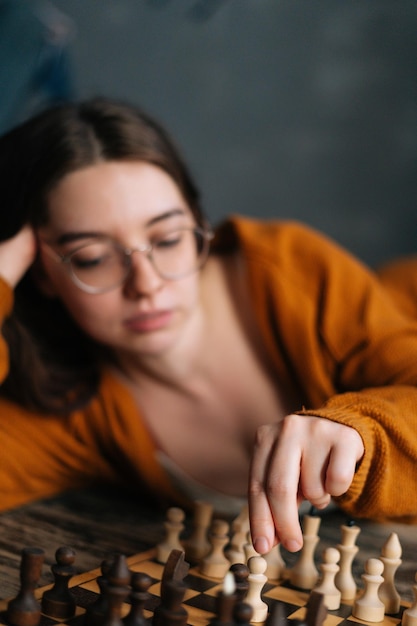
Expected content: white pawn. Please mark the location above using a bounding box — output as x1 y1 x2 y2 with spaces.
402 573 417 626
379 532 402 615
200 519 230 579
334 522 361 602
352 558 385 623
246 555 269 623
244 531 259 562
156 507 185 564
289 513 321 590
313 547 341 610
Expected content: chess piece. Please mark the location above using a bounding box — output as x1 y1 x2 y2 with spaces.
41 546 76 619
152 579 188 626
289 513 321 590
7 547 45 626
379 532 402 614
313 547 341 610
352 558 385 622
230 563 250 601
209 571 237 626
226 508 250 565
243 531 259 562
305 590 328 626
402 572 417 626
233 601 254 626
264 601 287 626
102 554 131 626
85 559 113 626
245 556 268 623
156 507 185 564
334 521 360 602
263 544 286 581
184 500 213 563
160 549 190 604
200 519 231 579
123 572 152 626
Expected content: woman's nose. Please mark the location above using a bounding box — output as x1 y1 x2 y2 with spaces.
122 249 163 298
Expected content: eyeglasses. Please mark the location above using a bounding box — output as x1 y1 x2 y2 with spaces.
41 226 214 294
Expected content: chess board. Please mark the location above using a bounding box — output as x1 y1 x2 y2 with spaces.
0 548 411 626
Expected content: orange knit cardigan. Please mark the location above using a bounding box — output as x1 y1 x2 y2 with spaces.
1 216 417 520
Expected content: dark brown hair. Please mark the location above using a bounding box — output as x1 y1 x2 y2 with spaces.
0 98 205 414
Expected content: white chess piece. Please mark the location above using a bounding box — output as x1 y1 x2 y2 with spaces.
352 558 385 622
200 519 230 579
263 544 286 581
226 507 250 565
244 531 259 562
289 514 321 590
246 555 269 623
379 532 402 614
402 573 417 626
313 547 341 610
184 500 213 563
156 507 185 564
334 522 360 601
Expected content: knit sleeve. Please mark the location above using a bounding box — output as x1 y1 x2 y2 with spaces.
232 216 417 522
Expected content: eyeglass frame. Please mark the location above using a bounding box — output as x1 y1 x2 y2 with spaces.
39 225 214 294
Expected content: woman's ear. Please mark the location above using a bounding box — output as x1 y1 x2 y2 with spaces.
31 256 59 298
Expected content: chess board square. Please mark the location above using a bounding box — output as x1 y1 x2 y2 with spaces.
331 603 353 619
184 592 217 614
130 559 163 579
184 573 218 593
264 584 308 605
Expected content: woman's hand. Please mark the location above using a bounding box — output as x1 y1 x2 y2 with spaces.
0 225 37 288
248 414 364 554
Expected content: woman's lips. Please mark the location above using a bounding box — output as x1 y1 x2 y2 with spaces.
123 310 173 332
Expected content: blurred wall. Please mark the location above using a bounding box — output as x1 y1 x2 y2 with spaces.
8 0 417 266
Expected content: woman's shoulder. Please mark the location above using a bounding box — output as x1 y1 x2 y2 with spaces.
377 255 417 318
213 215 368 284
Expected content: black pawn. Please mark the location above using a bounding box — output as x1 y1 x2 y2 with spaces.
229 563 249 602
85 559 113 626
233 602 253 626
102 555 131 626
264 602 288 626
123 572 152 626
41 546 76 619
152 579 188 626
209 587 237 626
7 547 45 626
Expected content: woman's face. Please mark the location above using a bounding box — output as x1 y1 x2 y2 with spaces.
38 160 204 359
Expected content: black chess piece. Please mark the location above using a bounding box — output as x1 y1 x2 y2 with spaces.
41 546 76 619
123 572 152 626
229 563 249 601
233 601 254 626
209 584 237 626
264 601 290 626
102 555 131 626
84 559 113 626
7 547 45 626
152 579 188 626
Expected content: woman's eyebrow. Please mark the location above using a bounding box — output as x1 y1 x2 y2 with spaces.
52 208 187 245
54 232 103 246
145 208 186 227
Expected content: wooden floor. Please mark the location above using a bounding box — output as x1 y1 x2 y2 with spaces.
0 488 415 603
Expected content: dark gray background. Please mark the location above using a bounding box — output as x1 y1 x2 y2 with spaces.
7 0 417 266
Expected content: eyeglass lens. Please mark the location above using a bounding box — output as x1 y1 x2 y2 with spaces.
68 228 208 291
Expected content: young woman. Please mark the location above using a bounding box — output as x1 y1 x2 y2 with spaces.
0 98 416 556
